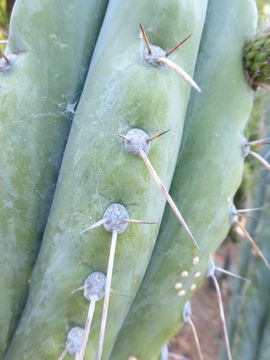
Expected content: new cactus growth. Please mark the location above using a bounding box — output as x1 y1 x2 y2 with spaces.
244 29 270 90
2 0 270 359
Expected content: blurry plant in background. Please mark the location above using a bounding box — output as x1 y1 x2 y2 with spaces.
0 0 10 51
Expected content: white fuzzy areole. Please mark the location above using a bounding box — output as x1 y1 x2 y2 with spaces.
124 128 151 156
144 44 166 68
103 203 129 234
84 272 106 302
66 327 84 357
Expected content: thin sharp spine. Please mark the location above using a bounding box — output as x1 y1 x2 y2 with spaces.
238 214 258 220
117 133 130 142
58 348 68 360
146 129 170 143
246 138 270 146
188 318 204 360
0 26 8 37
212 274 232 360
237 207 262 214
236 221 270 270
139 149 199 249
0 49 9 63
139 23 151 55
80 219 105 235
127 219 157 225
215 266 249 282
71 285 85 295
168 352 190 360
110 288 130 298
157 57 201 93
78 300 96 360
97 230 118 360
165 34 192 57
249 150 270 171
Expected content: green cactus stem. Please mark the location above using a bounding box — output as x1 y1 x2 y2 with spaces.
0 0 108 355
224 111 270 360
5 1 207 359
110 1 257 358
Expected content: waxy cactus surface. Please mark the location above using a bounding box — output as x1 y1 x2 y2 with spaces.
1 0 269 359
0 0 108 355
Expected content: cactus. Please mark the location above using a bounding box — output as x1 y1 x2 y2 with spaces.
110 0 258 358
2 0 270 359
224 107 270 360
0 0 108 355
4 1 207 359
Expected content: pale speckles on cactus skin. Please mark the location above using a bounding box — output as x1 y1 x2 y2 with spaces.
190 283 197 291
181 271 189 278
174 282 183 290
177 289 186 297
192 256 200 266
174 259 202 297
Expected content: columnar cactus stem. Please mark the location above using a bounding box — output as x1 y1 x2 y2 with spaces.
224 112 270 360
0 0 108 354
110 1 257 358
2 0 266 358
5 1 208 359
